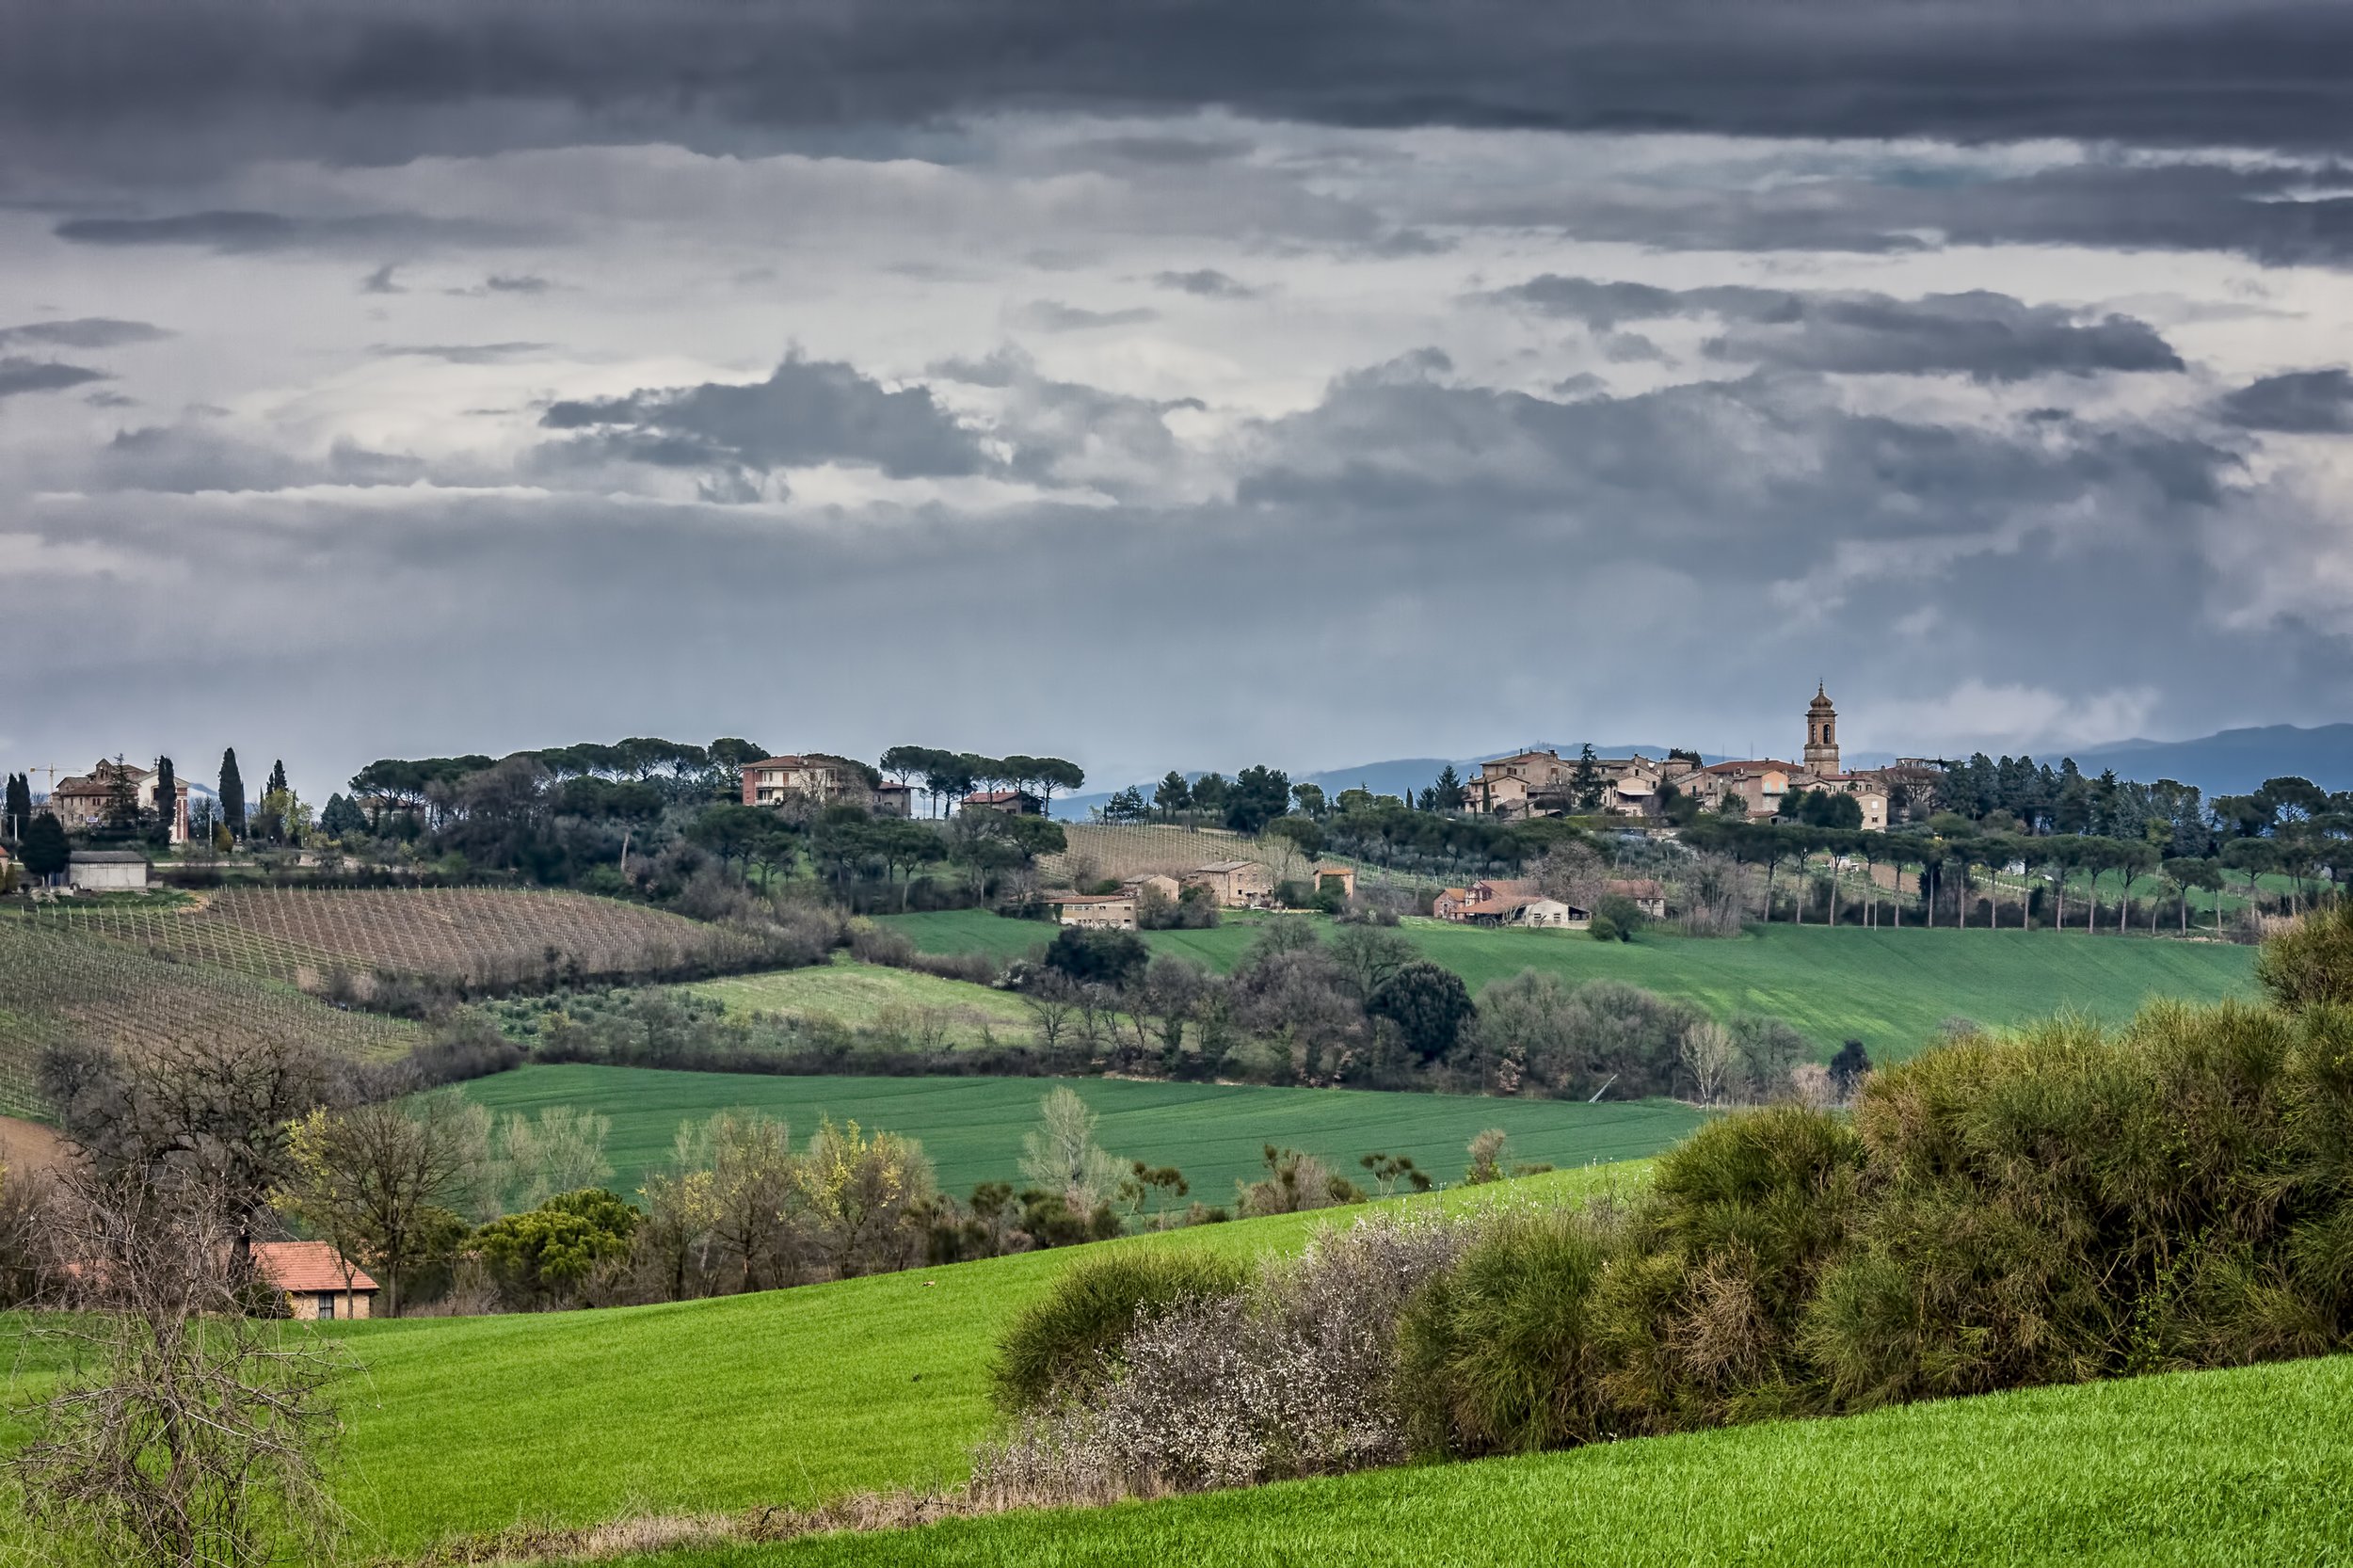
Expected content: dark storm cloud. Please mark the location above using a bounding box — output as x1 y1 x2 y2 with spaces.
1013 301 1160 331
536 355 988 482
8 0 2353 188
1487 279 2183 382
1236 351 2231 561
1151 268 1258 298
2217 369 2353 433
53 209 543 253
0 317 169 349
0 359 109 398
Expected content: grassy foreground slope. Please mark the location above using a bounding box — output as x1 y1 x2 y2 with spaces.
637 1353 2353 1568
454 1064 1700 1200
882 913 2257 1059
320 1167 1635 1556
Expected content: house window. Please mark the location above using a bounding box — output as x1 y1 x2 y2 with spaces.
317 1292 339 1320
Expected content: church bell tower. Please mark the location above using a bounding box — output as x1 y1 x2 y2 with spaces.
1803 683 1841 776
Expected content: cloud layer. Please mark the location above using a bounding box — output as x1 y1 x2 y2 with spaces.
2 7 2353 792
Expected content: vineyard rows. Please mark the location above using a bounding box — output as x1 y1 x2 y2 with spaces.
31 888 785 992
0 923 418 1119
1043 823 1317 887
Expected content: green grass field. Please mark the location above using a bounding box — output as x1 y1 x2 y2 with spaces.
639 1352 2353 1568
291 1166 1636 1556
690 957 1035 1045
880 912 2257 1059
453 1064 1702 1203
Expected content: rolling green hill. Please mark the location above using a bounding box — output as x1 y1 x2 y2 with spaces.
689 957 1036 1044
453 1064 1702 1203
641 1352 2353 1567
879 912 2258 1059
304 1166 1635 1557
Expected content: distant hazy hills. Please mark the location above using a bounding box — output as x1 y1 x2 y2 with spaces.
1060 725 2353 818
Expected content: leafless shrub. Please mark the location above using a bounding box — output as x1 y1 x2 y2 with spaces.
10 1171 347 1567
975 1211 1476 1498
1235 1145 1359 1216
1788 1062 1837 1110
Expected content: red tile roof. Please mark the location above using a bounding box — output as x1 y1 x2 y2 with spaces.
250 1240 376 1293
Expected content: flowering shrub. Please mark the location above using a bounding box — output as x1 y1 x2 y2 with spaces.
978 1211 1475 1496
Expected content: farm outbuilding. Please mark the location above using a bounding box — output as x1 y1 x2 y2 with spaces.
1043 891 1139 931
1185 859 1274 908
250 1240 377 1320
67 849 151 892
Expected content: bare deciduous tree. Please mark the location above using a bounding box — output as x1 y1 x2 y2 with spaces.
1020 972 1079 1053
1534 842 1607 916
494 1104 614 1212
682 1112 800 1293
273 1094 490 1317
1018 1088 1123 1213
40 1034 336 1221
1679 1020 1738 1107
12 1172 345 1568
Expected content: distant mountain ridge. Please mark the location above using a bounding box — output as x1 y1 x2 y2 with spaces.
1061 725 2353 819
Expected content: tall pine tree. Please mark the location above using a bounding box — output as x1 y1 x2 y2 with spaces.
266 759 288 797
4 774 28 840
218 748 246 839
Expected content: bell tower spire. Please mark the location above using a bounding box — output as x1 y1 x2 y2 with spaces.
1803 683 1841 776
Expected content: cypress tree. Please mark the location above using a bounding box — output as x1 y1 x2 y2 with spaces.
219 748 247 839
266 759 288 797
4 774 28 840
152 756 176 840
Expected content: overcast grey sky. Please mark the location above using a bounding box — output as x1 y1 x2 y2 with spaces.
6 0 2353 798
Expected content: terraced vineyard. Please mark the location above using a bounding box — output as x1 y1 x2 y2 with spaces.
30 887 785 993
0 922 417 1117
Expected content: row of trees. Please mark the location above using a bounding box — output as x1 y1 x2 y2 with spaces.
880 746 1085 818
1676 818 2287 933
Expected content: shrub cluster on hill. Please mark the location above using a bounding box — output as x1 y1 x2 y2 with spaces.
984 907 2353 1503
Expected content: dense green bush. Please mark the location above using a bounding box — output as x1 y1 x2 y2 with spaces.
1398 1207 1615 1456
1599 1107 1864 1430
1804 999 2353 1405
991 1248 1247 1413
2255 901 2353 1012
472 1187 639 1307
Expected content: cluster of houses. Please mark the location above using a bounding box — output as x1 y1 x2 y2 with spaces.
5 758 191 891
45 758 194 842
738 755 1048 818
1476 687 1937 833
1433 876 1667 930
1041 858 1359 930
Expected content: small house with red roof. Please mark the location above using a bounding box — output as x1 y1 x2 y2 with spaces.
250 1240 377 1320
